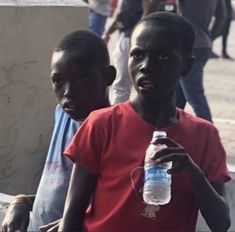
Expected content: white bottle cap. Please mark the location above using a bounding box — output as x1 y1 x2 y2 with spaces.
151 131 167 143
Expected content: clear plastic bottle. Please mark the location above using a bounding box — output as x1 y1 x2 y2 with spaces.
143 131 172 205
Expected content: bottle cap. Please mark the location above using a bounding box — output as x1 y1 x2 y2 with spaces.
151 131 167 143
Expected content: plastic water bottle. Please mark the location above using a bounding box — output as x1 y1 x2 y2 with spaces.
143 131 172 205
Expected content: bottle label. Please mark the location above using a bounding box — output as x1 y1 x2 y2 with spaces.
144 166 171 183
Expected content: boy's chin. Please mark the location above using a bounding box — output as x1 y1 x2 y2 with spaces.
137 90 173 102
64 110 86 121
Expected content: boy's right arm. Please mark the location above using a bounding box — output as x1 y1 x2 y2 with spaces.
59 162 97 231
1 194 35 232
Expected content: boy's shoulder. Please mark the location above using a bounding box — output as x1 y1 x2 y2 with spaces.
178 109 217 132
91 101 129 116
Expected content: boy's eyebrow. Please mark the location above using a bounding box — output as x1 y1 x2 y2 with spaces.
50 72 61 79
130 46 144 54
130 45 142 50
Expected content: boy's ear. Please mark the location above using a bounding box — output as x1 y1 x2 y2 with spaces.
181 56 194 76
106 65 116 86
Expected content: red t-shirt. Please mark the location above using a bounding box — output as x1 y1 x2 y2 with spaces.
65 101 230 232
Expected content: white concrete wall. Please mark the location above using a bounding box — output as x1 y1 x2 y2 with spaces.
0 4 88 195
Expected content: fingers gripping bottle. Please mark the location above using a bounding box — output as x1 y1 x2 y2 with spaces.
143 131 172 205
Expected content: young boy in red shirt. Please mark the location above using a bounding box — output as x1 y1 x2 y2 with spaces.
60 12 231 231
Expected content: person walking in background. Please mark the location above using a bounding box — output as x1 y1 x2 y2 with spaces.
103 0 143 104
176 0 225 122
222 0 233 59
211 0 233 59
104 0 174 104
83 0 112 36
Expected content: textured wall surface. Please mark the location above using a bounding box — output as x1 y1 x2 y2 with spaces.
0 5 88 195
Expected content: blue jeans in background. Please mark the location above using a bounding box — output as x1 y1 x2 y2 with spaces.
88 9 107 36
176 48 213 122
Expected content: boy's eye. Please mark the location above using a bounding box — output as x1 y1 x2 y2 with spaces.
130 51 144 60
51 78 64 88
158 54 169 60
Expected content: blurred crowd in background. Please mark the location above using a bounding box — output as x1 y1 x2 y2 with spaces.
85 0 234 123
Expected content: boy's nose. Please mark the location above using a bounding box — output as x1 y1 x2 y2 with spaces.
63 82 74 98
139 57 154 74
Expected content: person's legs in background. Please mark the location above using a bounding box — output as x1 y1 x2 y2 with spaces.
222 0 233 59
176 48 213 122
88 9 107 36
112 33 132 104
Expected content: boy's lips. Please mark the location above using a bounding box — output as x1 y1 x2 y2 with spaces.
62 101 86 120
63 101 77 112
137 77 155 90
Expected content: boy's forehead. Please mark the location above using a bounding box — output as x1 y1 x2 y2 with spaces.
130 22 184 52
131 22 176 44
52 49 94 65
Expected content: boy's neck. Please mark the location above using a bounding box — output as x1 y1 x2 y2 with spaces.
75 97 111 122
131 96 178 128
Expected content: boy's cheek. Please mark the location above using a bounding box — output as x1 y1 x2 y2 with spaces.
51 84 60 92
54 92 63 101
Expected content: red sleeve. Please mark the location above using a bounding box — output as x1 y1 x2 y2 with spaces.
64 112 105 176
203 126 231 183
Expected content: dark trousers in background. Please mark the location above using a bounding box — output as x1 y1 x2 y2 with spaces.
176 48 213 123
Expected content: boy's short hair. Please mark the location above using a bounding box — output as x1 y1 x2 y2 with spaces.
134 12 195 55
54 30 110 67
